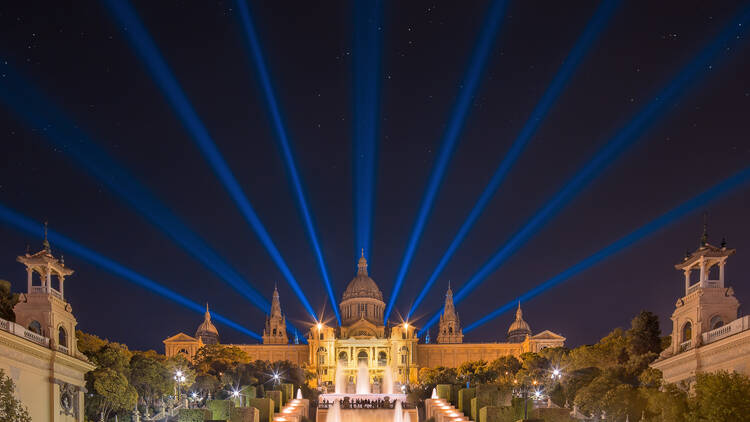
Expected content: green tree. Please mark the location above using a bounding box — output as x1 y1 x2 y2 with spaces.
76 329 108 356
688 371 750 421
643 383 688 422
87 368 137 421
0 369 31 422
457 360 497 386
418 367 458 386
0 280 19 322
193 344 250 377
489 355 522 383
628 311 662 356
129 350 172 411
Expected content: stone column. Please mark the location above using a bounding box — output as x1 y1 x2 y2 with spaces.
719 261 725 287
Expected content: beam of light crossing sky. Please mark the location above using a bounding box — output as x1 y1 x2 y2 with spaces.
0 62 281 320
234 0 340 325
419 5 750 333
384 0 510 322
406 0 621 320
464 164 750 333
0 203 263 340
102 0 318 321
353 0 383 264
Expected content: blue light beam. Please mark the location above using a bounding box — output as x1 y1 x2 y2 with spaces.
102 0 318 321
420 5 750 333
353 0 383 263
0 62 275 314
0 203 262 340
384 0 510 322
464 164 750 332
407 0 621 320
234 0 340 325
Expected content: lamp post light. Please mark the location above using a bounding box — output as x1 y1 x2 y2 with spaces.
174 370 186 401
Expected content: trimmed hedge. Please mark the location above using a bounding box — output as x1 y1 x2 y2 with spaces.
207 400 235 420
231 407 260 422
248 398 275 422
178 408 211 422
265 390 282 412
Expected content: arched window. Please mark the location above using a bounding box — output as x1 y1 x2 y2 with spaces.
357 350 368 363
682 321 692 342
179 348 189 355
378 351 387 366
58 326 67 348
273 328 277 336
319 332 324 340
401 332 406 340
448 326 453 334
710 315 724 330
339 351 348 361
28 320 42 335
318 347 327 365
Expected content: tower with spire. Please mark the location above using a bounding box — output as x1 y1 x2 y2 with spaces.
507 302 532 343
667 218 738 355
263 285 289 344
437 283 463 344
195 304 219 345
14 222 80 356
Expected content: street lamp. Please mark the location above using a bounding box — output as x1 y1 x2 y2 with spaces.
174 370 186 400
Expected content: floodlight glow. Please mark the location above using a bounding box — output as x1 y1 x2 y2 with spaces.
0 64 272 313
234 0 340 325
384 0 510 322
464 164 750 333
419 4 750 334
352 0 383 262
406 0 620 320
0 203 262 340
102 0 318 321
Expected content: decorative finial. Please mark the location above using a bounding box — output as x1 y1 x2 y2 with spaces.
721 237 727 249
42 220 50 252
700 213 708 246
357 248 368 275
60 255 65 266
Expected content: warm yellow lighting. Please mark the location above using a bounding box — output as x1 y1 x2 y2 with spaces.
403 322 409 330
317 323 323 330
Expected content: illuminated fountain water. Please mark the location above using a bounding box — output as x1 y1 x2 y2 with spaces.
356 360 370 394
296 388 302 399
326 399 341 422
393 400 403 422
382 365 394 395
335 360 346 394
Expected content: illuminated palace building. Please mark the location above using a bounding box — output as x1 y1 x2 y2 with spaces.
164 253 565 386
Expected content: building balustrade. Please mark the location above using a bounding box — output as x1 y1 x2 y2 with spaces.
0 316 51 348
701 315 750 345
679 339 692 352
58 344 69 354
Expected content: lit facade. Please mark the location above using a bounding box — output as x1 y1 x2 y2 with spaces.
652 228 750 385
0 235 95 421
164 253 565 385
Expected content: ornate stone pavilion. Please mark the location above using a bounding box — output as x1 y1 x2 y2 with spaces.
165 253 565 385
651 227 750 385
0 233 95 421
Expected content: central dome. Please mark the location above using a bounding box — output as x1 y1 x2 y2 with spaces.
340 251 386 327
342 252 383 301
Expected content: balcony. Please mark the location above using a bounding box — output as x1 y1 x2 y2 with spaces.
702 315 750 345
0 317 50 348
30 286 63 300
58 344 69 354
686 280 722 295
679 339 692 352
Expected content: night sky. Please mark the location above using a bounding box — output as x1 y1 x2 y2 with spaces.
1 1 749 352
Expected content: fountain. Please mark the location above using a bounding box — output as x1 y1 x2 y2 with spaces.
335 361 346 394
326 400 341 422
382 365 394 395
393 400 403 422
296 388 302 399
431 388 438 399
356 360 370 394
